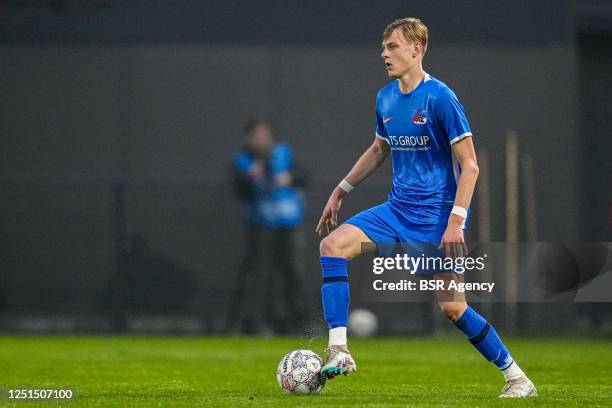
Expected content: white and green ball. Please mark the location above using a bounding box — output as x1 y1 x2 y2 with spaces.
277 350 325 394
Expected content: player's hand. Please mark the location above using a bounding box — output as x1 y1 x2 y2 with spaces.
438 214 468 259
316 188 344 237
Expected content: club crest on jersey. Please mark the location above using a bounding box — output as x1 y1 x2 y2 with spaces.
412 109 428 125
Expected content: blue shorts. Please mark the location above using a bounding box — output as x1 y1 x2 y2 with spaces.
346 202 451 274
345 201 445 245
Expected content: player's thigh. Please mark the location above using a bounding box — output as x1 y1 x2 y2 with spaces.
319 223 375 259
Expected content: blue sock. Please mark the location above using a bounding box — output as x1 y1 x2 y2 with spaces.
320 256 349 328
454 306 514 370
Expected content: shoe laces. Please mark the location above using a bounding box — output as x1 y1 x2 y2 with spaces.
326 345 349 355
503 377 530 395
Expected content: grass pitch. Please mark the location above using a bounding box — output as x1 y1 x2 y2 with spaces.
1 335 611 407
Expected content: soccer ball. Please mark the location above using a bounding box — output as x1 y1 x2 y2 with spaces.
349 308 378 337
277 349 325 394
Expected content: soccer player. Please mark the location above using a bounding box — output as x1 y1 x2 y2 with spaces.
315 18 537 398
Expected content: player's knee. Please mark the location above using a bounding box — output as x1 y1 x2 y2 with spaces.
320 234 358 258
320 235 343 257
438 302 466 322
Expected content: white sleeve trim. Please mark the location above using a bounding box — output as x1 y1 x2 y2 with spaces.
449 132 473 145
375 132 387 141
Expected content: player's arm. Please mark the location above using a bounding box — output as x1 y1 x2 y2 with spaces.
440 136 479 255
316 137 390 235
341 136 390 189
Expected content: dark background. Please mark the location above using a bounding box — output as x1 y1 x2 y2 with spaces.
0 0 610 333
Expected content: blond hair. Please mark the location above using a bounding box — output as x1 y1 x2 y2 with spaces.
383 18 428 53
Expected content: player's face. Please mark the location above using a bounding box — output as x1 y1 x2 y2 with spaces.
381 29 422 78
248 124 274 155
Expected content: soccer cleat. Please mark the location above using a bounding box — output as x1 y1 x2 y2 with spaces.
320 345 357 380
498 375 538 398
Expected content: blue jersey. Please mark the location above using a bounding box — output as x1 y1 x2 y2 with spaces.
375 73 472 228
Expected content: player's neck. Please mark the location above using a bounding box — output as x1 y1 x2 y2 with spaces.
397 66 425 94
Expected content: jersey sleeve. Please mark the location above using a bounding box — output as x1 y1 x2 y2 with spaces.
436 87 472 144
375 92 388 141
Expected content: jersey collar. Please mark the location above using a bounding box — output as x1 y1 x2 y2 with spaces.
396 72 430 97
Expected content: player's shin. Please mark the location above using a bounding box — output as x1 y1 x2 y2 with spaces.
453 306 525 381
320 256 349 346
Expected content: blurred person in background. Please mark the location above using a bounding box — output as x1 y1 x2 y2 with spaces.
228 118 308 334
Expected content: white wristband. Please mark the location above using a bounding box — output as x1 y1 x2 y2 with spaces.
338 179 354 193
451 205 468 219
